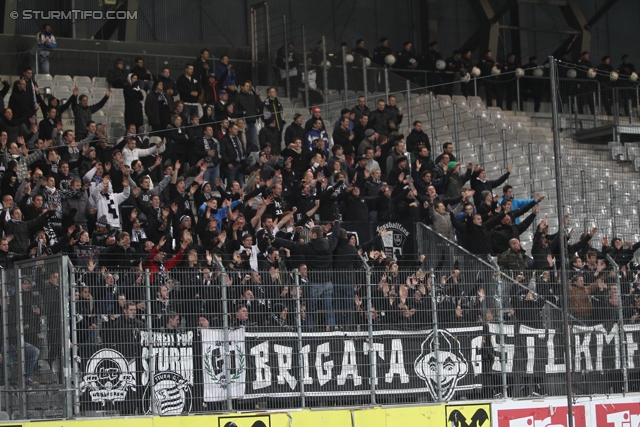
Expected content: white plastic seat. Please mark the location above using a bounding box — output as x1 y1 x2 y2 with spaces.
53 74 72 83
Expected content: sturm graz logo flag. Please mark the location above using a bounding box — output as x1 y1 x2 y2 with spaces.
79 349 136 406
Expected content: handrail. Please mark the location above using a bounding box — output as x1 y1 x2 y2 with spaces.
34 46 258 76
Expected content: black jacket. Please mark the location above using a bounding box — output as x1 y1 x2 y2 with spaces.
465 212 505 255
333 237 361 283
273 221 340 279
220 133 246 166
176 74 202 103
471 172 510 206
284 123 306 146
235 90 263 124
124 83 144 126
406 129 430 153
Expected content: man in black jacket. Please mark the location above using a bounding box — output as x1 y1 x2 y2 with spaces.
406 120 430 154
332 228 364 327
368 99 391 136
220 122 246 186
491 203 539 254
272 220 341 330
284 113 305 146
192 49 212 86
234 80 262 153
176 64 202 120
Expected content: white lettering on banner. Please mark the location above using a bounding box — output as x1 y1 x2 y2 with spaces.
489 323 515 372
626 333 638 369
595 324 620 370
520 325 546 375
300 345 313 385
386 339 409 383
140 331 194 415
573 326 594 371
470 335 483 375
315 342 334 386
251 341 271 390
337 340 362 386
274 344 296 390
546 330 566 373
364 342 385 386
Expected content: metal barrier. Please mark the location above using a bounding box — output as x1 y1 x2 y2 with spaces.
0 246 632 419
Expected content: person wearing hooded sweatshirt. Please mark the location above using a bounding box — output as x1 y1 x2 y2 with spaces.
124 74 144 132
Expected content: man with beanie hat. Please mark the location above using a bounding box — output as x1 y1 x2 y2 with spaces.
285 113 305 146
444 161 474 199
258 117 281 154
387 155 410 186
358 128 377 156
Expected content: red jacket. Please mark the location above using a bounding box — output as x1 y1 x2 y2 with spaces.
147 246 185 282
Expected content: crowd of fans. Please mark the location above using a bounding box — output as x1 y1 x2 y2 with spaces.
0 33 637 393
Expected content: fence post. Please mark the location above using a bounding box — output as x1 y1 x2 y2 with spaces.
516 76 521 112
294 269 306 407
265 3 273 87
302 26 309 108
429 93 436 146
360 254 376 405
473 75 478 97
250 8 257 84
580 170 588 231
606 255 628 394
477 116 484 165
342 45 349 108
1 269 8 413
592 92 598 128
573 96 579 133
629 98 633 124
609 185 617 237
283 15 290 101
406 80 412 133
384 68 390 103
549 56 575 427
490 258 509 397
453 102 459 155
144 269 157 415
61 256 73 418
362 57 368 104
528 143 534 196
501 129 508 170
215 257 233 411
14 265 25 418
321 36 329 115
429 269 442 402
68 260 80 415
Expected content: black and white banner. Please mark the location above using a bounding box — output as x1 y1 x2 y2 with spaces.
80 322 640 408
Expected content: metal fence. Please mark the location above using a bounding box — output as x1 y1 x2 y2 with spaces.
0 248 636 419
